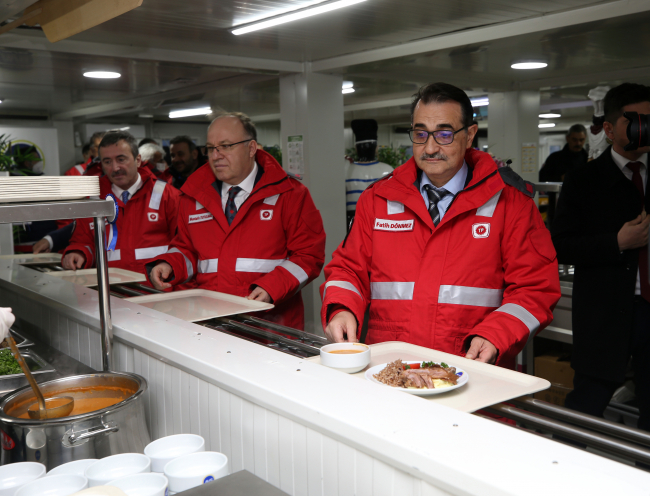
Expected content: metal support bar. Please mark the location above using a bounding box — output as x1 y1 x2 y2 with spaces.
0 199 114 224
512 397 650 448
129 283 164 294
110 285 148 297
93 216 113 372
532 182 562 193
486 403 650 465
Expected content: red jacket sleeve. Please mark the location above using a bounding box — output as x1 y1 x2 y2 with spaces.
253 184 326 305
146 196 197 285
468 190 561 365
319 189 374 334
62 218 95 268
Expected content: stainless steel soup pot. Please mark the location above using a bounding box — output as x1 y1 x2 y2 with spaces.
0 372 150 470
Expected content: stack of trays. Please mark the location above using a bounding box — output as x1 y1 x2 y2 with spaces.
0 176 100 203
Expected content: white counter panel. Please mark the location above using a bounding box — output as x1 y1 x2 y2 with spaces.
1 262 649 496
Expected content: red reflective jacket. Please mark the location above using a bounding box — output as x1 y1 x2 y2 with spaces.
321 149 561 369
64 162 86 176
147 150 326 330
63 166 180 275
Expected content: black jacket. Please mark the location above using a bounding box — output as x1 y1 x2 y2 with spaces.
551 146 649 381
539 144 588 182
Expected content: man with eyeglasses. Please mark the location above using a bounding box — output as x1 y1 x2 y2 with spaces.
146 112 326 330
321 82 560 368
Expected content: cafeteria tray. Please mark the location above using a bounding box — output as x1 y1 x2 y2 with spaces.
0 253 62 264
125 289 274 322
45 268 147 287
306 341 550 413
0 350 55 380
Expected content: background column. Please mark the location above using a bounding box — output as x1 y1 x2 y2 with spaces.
488 91 540 184
280 71 346 335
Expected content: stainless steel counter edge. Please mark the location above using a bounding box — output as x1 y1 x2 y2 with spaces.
0 261 647 495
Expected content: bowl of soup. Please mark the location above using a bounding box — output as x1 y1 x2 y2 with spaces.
320 343 370 373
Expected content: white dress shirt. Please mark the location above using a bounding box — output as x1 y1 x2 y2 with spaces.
111 173 143 203
221 162 258 212
420 161 468 222
611 148 648 295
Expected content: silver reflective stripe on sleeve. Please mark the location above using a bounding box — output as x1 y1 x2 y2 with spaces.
323 281 362 300
197 258 218 274
74 165 84 174
148 180 167 210
476 190 502 217
236 258 283 273
135 245 169 260
168 248 195 281
387 200 405 215
279 260 309 285
371 282 415 300
82 245 94 265
495 303 540 336
107 249 121 262
196 201 204 210
438 285 503 307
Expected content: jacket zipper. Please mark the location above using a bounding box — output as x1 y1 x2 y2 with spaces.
445 170 498 212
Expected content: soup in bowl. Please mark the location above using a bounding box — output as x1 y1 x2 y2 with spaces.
320 343 370 373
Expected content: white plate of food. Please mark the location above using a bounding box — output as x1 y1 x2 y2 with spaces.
365 359 468 395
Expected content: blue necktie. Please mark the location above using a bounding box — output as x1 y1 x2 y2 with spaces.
225 186 242 225
423 184 449 227
122 191 129 205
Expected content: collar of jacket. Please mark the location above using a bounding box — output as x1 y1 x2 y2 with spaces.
99 164 157 205
182 149 293 231
375 148 506 230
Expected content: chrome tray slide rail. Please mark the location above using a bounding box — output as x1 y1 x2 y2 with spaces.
486 399 650 467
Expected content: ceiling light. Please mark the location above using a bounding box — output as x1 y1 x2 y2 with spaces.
539 113 561 118
342 88 355 94
471 97 489 107
539 123 556 128
511 62 547 70
169 107 212 119
83 71 121 79
232 0 367 35
138 114 154 119
342 81 354 89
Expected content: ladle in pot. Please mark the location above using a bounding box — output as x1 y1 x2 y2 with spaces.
4 336 74 419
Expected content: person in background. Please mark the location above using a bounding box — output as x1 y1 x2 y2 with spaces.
159 135 201 189
539 124 588 183
61 131 180 276
146 112 326 330
138 138 158 147
65 132 104 177
345 119 393 228
83 132 107 177
552 83 650 431
539 124 588 224
321 82 560 368
139 142 168 179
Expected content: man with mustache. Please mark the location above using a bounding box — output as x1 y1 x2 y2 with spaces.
321 82 561 369
61 131 180 276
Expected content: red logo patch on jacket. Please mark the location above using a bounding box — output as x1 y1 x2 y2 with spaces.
260 209 273 221
148 212 159 222
472 223 490 238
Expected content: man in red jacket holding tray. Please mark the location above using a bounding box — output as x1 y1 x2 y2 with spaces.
62 131 180 276
321 83 561 369
147 112 326 330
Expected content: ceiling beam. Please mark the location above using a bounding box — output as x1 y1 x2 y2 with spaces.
52 73 277 120
518 65 650 91
311 0 650 72
0 30 304 73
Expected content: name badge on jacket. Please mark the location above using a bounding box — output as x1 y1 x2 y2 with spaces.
189 212 214 224
374 218 414 231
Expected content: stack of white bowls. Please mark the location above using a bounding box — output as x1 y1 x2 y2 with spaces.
0 433 229 496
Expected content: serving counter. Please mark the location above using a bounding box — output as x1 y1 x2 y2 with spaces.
0 258 649 495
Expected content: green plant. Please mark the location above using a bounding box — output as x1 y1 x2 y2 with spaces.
377 146 408 168
0 134 40 174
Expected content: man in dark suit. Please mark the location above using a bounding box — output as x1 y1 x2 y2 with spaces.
552 83 650 430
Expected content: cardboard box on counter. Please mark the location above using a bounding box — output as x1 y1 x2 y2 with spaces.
533 354 575 407
534 384 573 407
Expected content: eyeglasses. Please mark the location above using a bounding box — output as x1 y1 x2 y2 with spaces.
201 139 253 155
408 127 467 146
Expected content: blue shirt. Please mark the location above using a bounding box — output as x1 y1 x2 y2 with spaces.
420 162 468 222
